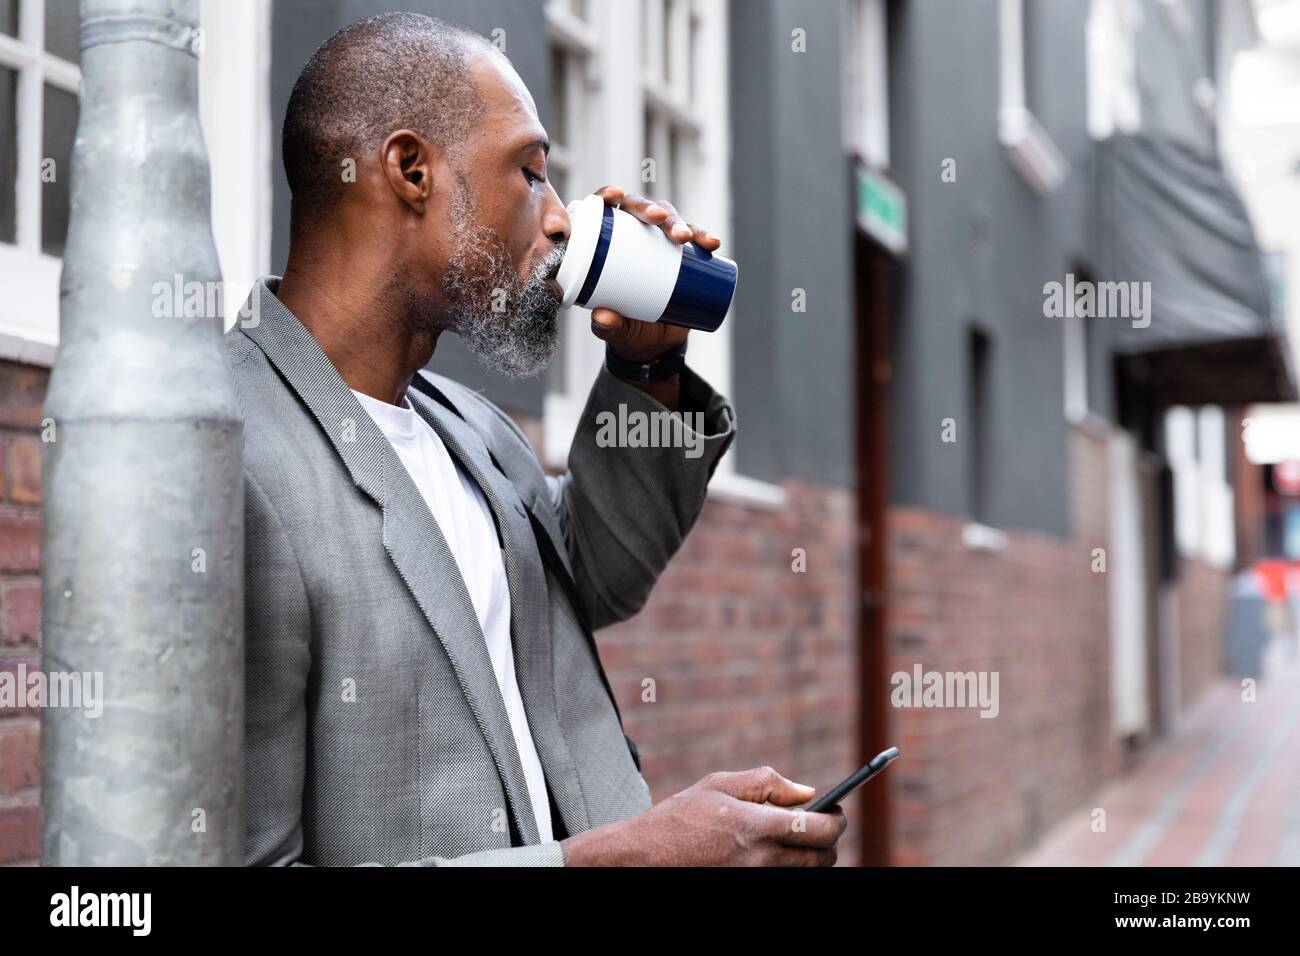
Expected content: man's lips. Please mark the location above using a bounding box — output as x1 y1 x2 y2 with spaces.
546 277 563 300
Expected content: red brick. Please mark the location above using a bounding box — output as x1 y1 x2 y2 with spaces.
0 718 39 792
6 439 41 504
0 582 40 648
0 361 50 431
0 510 40 574
1177 559 1229 710
0 792 40 864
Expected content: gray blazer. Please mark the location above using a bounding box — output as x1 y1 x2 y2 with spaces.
229 278 735 866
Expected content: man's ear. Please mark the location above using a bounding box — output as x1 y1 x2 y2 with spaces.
380 129 436 213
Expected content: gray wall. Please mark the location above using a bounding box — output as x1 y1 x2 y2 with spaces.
729 0 856 487
269 0 551 415
887 0 1092 536
1133 0 1218 157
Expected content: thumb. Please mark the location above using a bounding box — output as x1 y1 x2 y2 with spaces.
589 308 624 341
706 766 816 806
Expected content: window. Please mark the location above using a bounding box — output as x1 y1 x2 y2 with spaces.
842 0 889 167
1063 310 1087 424
544 0 598 206
641 0 700 202
1064 268 1095 424
541 0 773 502
0 0 272 360
0 0 81 362
198 0 273 330
542 0 600 406
967 327 992 525
1086 0 1141 140
1165 404 1235 569
998 0 1067 194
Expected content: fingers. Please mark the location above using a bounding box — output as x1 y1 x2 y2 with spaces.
704 766 816 806
765 844 840 867
593 185 722 249
589 308 623 339
593 184 625 206
753 803 847 849
686 223 723 252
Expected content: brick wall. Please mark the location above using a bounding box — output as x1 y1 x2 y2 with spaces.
1175 557 1229 713
884 425 1126 865
0 359 48 866
596 482 862 866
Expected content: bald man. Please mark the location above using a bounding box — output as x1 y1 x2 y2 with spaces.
231 12 846 866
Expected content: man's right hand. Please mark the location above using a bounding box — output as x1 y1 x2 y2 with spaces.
560 766 848 866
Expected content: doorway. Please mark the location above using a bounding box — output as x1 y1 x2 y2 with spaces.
853 233 893 865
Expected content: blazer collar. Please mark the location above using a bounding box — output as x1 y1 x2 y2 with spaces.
239 277 391 506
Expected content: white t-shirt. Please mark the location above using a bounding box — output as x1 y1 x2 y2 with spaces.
351 388 553 844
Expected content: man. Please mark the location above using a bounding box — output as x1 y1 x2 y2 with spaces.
232 12 846 866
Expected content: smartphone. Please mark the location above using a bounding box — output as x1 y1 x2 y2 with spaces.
804 746 901 813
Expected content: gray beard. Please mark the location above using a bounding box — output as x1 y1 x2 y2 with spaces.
442 185 565 379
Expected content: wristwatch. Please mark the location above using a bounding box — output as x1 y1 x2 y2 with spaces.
604 338 688 383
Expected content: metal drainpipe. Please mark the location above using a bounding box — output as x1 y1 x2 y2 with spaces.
40 0 243 865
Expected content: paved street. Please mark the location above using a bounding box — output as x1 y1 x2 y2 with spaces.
1017 639 1300 866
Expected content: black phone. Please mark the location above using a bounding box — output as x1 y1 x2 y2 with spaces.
804 746 901 813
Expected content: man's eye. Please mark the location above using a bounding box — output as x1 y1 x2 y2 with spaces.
522 167 543 185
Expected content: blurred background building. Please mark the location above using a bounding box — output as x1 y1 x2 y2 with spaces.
4 0 1300 866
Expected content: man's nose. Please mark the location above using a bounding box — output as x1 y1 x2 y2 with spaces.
542 184 570 243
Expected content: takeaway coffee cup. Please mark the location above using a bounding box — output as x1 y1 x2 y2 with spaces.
555 193 738 332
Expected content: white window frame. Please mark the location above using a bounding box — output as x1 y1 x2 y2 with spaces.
1063 311 1088 424
541 0 782 506
0 0 80 364
0 0 272 363
1086 0 1142 140
198 0 273 331
998 0 1068 194
541 0 600 429
1165 404 1236 569
842 0 889 168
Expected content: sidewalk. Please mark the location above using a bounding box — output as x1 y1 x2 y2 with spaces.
1016 638 1300 866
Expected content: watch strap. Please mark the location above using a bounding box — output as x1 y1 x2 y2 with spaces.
604 338 688 383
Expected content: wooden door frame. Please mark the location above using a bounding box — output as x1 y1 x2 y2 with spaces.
854 233 894 865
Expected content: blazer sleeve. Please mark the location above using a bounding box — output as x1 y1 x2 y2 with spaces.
243 471 566 867
547 363 737 631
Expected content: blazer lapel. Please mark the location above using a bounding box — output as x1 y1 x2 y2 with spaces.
411 372 576 584
408 388 591 837
239 279 542 845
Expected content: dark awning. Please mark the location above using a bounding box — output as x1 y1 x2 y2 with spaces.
1094 133 1295 404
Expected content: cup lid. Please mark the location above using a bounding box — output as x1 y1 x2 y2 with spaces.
556 194 607 308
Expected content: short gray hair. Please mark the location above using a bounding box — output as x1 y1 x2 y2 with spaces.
282 13 492 229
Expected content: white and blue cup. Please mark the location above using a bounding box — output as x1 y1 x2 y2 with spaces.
555 194 738 332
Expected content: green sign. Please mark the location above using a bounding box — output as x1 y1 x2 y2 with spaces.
856 163 908 255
